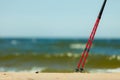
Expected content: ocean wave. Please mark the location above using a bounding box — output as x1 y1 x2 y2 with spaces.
1 53 120 60
89 68 120 73
11 40 18 45
0 53 120 72
108 55 120 61
70 43 86 50
1 66 120 73
0 67 45 72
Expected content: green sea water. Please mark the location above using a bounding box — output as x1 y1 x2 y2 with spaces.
0 38 120 72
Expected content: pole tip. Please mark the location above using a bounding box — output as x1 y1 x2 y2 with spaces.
75 68 79 72
80 68 84 72
75 68 84 72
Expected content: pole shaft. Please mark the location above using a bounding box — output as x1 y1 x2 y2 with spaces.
76 0 107 71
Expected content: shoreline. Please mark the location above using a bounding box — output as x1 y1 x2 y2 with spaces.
0 72 120 80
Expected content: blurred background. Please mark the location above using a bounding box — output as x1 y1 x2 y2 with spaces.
0 0 120 73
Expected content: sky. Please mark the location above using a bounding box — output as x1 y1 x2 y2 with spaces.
0 0 120 39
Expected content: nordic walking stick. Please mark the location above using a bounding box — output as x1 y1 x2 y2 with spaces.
76 0 107 72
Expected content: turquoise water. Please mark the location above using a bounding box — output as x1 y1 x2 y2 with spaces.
0 38 120 72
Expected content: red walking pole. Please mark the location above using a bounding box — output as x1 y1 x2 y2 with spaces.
76 0 107 72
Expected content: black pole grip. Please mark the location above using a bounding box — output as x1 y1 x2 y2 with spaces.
98 0 107 19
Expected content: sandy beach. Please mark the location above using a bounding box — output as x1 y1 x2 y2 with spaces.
0 72 120 80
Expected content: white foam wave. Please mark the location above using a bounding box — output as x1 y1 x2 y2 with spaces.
20 67 45 72
0 67 45 72
108 55 120 61
117 56 120 60
70 43 86 49
89 68 120 73
11 40 17 45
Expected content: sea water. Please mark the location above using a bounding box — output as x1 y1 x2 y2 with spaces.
0 38 120 73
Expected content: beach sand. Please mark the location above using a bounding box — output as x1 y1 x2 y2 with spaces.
0 72 120 80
